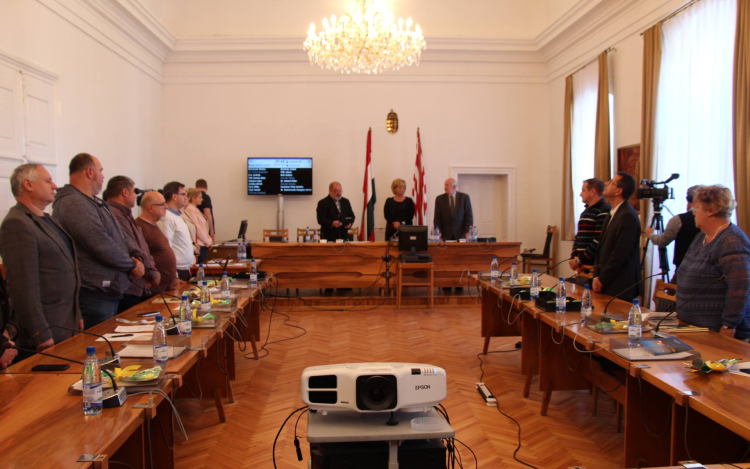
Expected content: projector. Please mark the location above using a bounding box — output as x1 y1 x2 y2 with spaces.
301 363 447 413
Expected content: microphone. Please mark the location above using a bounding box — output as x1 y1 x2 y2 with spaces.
575 264 598 276
663 173 680 184
33 325 120 366
601 271 668 317
144 267 180 335
496 255 523 278
540 257 574 276
14 345 127 408
654 275 727 334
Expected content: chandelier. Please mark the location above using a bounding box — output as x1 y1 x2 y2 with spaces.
303 0 426 75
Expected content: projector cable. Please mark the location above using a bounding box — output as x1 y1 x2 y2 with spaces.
272 405 309 469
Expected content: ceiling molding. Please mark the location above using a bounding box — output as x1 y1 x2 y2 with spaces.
114 0 176 50
534 0 605 49
0 47 59 83
36 0 168 82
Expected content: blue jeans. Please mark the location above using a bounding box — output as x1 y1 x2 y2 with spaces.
79 296 120 330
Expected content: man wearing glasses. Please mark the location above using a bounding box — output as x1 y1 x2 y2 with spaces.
53 153 145 328
136 191 180 291
158 181 195 281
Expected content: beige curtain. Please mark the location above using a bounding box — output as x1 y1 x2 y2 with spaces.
734 0 750 236
562 75 575 241
641 24 663 306
594 51 611 181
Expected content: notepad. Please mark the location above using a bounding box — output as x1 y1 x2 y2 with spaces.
96 333 152 342
117 344 186 359
114 325 155 333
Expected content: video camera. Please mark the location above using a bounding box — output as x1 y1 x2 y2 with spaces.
135 188 156 207
636 173 679 202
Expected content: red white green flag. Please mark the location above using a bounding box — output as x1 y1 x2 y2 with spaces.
360 128 376 241
413 128 427 224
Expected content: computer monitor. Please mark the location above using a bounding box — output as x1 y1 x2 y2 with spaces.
237 220 248 240
398 225 428 253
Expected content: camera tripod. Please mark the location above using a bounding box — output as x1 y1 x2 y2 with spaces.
641 198 671 283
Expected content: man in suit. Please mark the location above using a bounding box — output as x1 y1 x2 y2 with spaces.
434 178 473 241
593 172 642 301
0 164 82 355
317 181 355 242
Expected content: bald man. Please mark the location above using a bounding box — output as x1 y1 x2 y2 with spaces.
434 178 473 241
136 191 180 292
316 181 355 242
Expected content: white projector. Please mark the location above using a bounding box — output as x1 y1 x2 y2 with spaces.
301 363 447 413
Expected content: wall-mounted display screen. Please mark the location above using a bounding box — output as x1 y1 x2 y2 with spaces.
247 158 313 195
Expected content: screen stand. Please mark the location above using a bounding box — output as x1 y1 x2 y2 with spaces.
277 194 284 231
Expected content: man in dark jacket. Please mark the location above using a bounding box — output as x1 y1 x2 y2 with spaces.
52 153 145 328
0 163 81 354
593 172 642 301
105 176 161 313
433 178 473 241
316 181 355 242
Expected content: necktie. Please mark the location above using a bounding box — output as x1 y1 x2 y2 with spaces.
450 195 455 216
335 199 341 213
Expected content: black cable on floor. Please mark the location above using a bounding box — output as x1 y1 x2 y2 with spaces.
477 348 520 382
495 402 539 469
453 438 477 469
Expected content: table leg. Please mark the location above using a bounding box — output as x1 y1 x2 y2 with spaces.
388 440 399 469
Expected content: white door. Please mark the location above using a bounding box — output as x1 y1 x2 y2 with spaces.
456 174 508 240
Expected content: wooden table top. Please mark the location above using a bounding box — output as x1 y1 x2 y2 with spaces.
0 372 171 468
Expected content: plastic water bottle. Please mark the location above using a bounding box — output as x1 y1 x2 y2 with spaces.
435 226 441 242
530 269 540 300
555 277 566 324
628 299 642 345
196 264 206 284
313 229 320 243
305 226 311 243
510 262 519 287
82 346 103 415
179 293 192 336
200 280 211 314
581 284 593 324
236 242 245 261
152 315 168 368
220 271 231 299
250 259 258 287
490 256 499 281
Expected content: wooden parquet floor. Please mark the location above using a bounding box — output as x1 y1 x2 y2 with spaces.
174 304 625 469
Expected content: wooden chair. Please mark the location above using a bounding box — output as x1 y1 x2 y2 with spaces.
349 226 359 240
262 229 288 243
296 227 320 242
653 279 677 311
521 225 558 275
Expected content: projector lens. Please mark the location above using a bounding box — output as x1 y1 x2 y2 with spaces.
357 375 397 411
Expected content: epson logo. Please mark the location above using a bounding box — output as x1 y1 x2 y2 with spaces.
415 384 431 390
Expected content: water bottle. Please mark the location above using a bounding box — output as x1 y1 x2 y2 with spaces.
220 271 231 299
152 315 168 368
581 284 593 324
82 346 103 416
555 277 566 324
250 259 258 287
530 269 540 300
237 241 245 261
628 299 642 345
305 226 311 243
313 229 320 243
435 226 441 242
196 264 206 284
179 294 192 336
200 280 211 313
510 262 519 287
490 256 499 281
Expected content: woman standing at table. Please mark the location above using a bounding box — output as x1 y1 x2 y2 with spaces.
676 185 750 340
384 178 415 241
183 188 213 264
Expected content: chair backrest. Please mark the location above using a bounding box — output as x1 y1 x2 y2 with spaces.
542 225 557 258
296 227 319 242
349 227 359 238
263 228 289 242
653 280 677 303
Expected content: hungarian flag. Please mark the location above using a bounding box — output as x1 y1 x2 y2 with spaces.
360 128 376 241
412 128 427 225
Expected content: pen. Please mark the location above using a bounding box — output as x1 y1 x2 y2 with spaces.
111 334 134 338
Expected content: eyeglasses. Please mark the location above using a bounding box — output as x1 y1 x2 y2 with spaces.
151 203 166 207
177 192 187 197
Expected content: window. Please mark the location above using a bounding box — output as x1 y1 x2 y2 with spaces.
570 61 599 228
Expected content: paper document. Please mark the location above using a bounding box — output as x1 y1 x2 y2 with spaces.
118 344 186 359
96 333 152 342
114 325 155 333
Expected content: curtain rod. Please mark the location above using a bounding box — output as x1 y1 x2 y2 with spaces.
570 46 616 77
640 0 701 36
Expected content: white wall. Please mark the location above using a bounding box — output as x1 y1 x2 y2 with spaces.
162 79 551 244
0 0 164 191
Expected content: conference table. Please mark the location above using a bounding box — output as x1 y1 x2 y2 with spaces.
475 274 750 468
214 240 523 290
0 280 262 468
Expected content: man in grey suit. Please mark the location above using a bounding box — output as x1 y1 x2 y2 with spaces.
433 178 474 241
0 164 82 353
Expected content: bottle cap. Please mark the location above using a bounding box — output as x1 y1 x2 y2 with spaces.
203 280 208 286
512 262 516 265
86 346 96 355
532 269 538 273
559 277 564 281
584 284 590 289
223 271 228 276
200 263 204 267
156 315 163 322
632 299 640 305
182 294 188 299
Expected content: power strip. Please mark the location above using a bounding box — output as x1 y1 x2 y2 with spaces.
476 382 497 406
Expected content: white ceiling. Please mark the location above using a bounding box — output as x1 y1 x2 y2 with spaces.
138 0 584 40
